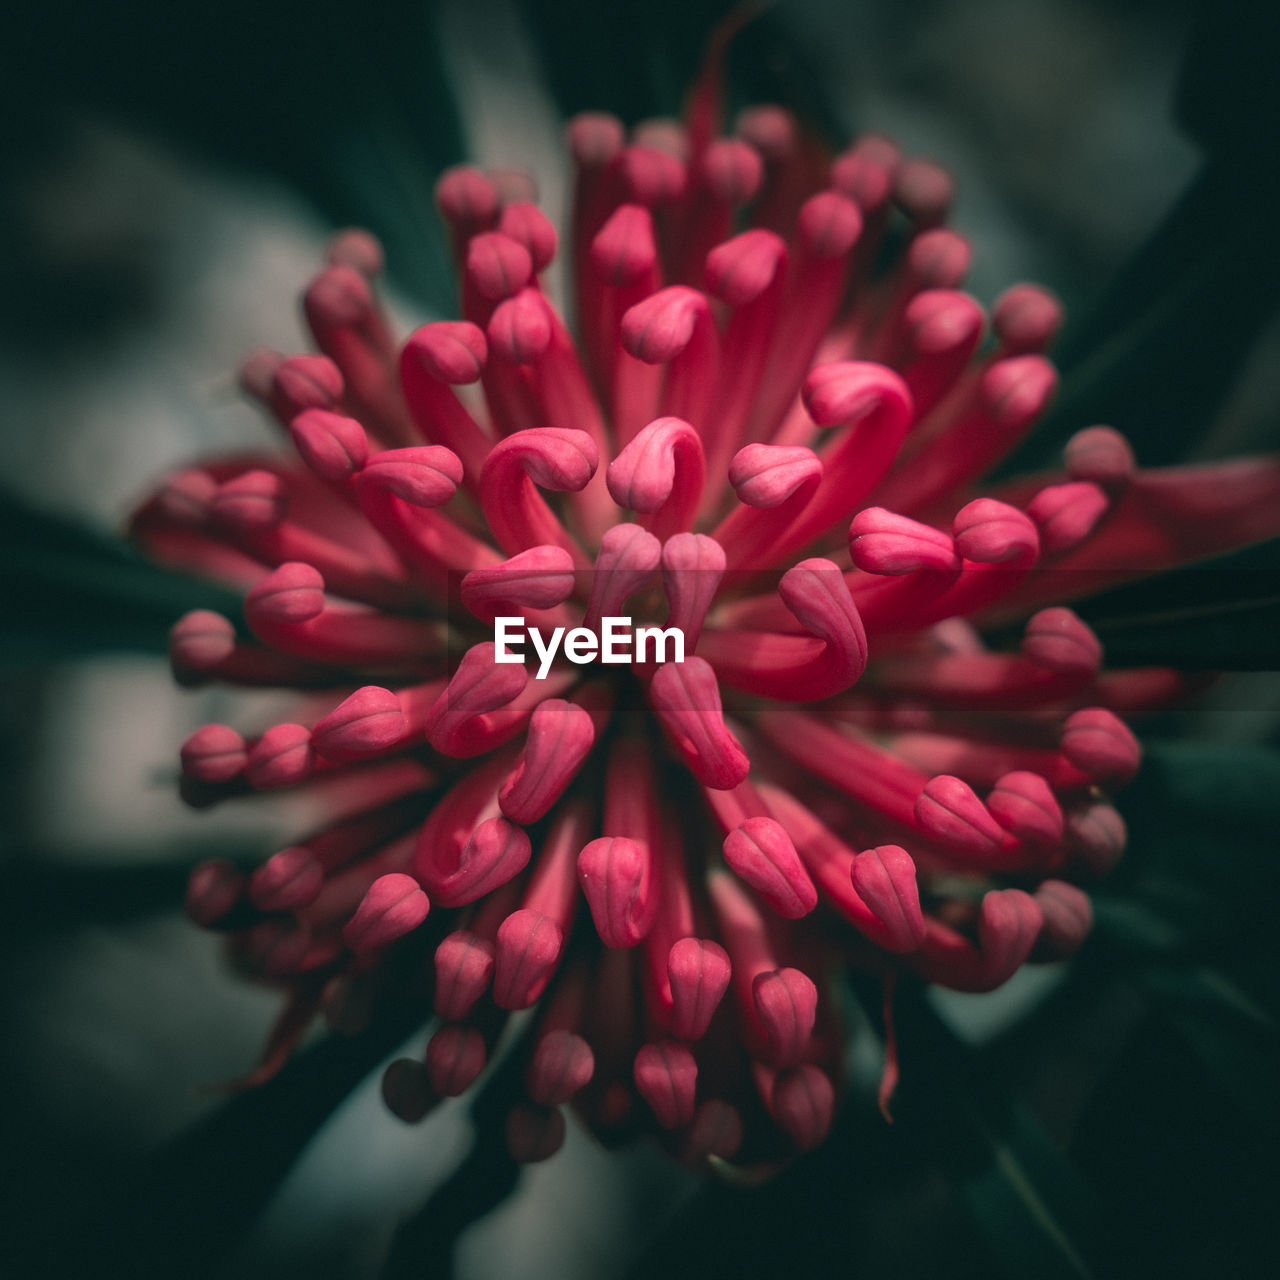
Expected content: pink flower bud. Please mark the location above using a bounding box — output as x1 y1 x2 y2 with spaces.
850 508 958 574
634 1040 698 1128
249 847 324 912
1032 881 1093 960
244 724 314 789
180 724 246 783
622 287 708 363
729 445 822 509
493 909 564 1009
705 229 785 306
425 1024 487 1096
434 931 495 1021
667 938 732 1042
1061 708 1141 786
343 873 429 953
402 321 488 385
723 817 818 919
358 447 463 507
578 836 657 949
488 287 552 363
916 775 1006 856
753 968 818 1068
466 232 533 301
527 1030 595 1106
1022 607 1102 672
987 771 1064 846
290 409 369 481
771 1065 835 1149
851 845 925 953
312 687 407 760
247 562 326 624
185 858 245 927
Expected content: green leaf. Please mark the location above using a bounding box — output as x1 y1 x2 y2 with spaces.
378 1025 527 1280
1061 540 1280 670
112 991 428 1279
522 0 850 145
1143 965 1280 1135
894 990 1101 1280
1004 154 1280 472
1136 740 1280 831
9 0 465 311
0 494 243 659
0 848 266 936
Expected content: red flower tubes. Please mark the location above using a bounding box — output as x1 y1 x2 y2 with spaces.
134 97 1280 1170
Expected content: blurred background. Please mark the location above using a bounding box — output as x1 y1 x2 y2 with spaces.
2 1 1278 1276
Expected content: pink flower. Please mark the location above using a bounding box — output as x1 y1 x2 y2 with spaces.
133 86 1280 1169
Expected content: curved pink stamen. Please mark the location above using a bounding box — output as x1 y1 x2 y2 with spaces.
701 558 867 701
765 361 913 557
399 322 494 490
480 427 598 567
710 444 823 572
606 415 705 540
648 656 750 790
424 643 529 757
660 532 726 653
621 286 718 430
582 522 662 632
461 545 576 625
499 700 596 824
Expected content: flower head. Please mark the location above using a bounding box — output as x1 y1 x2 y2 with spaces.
134 76 1280 1169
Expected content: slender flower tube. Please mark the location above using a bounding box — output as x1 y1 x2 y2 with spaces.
134 56 1280 1173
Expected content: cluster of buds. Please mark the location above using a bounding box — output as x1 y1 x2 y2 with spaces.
134 78 1280 1168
